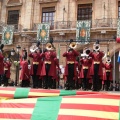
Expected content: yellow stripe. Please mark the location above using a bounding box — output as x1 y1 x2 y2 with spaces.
61 98 119 106
1 98 37 103
29 92 59 96
0 108 34 114
0 90 14 94
59 109 119 120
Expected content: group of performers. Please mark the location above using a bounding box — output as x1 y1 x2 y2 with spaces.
0 39 113 91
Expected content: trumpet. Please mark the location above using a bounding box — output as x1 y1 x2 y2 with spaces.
93 44 100 51
46 43 52 51
69 42 77 49
83 48 91 55
30 44 38 53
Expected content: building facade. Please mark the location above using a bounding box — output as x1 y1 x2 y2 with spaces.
0 0 120 82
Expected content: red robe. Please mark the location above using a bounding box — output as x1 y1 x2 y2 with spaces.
4 62 11 78
103 62 113 81
63 50 79 80
79 58 92 79
20 60 30 80
41 51 57 77
89 51 104 76
29 53 43 76
0 53 4 75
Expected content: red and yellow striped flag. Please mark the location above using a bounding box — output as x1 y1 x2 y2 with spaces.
0 92 120 120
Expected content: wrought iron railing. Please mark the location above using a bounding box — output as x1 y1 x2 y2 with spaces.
92 18 117 28
33 18 117 31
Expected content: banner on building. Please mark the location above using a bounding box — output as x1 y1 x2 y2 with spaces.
76 20 91 44
37 23 50 43
2 25 14 45
116 19 120 42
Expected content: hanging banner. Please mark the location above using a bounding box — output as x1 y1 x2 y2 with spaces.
116 18 120 42
2 25 14 45
76 20 91 44
37 23 50 43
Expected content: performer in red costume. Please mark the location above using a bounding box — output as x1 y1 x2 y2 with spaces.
103 55 113 91
89 40 104 91
3 57 11 86
0 44 4 86
20 54 30 87
41 38 57 89
63 39 79 90
29 41 43 88
79 49 92 90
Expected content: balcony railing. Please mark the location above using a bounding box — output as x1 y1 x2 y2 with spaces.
33 18 117 31
92 18 117 28
39 0 59 3
0 18 118 34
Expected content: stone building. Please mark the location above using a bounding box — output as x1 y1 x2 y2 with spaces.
0 0 120 83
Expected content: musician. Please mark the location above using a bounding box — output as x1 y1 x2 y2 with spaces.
89 40 104 91
20 55 30 87
103 55 113 91
79 51 92 90
41 38 57 89
0 44 4 86
3 58 11 86
63 39 79 90
29 41 42 88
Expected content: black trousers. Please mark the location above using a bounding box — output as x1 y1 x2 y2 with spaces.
43 64 52 89
66 64 74 90
0 74 3 86
93 64 101 91
21 80 30 87
32 64 39 88
82 69 88 90
3 71 9 86
104 72 110 91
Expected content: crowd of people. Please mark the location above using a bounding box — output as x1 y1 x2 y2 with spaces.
0 39 120 91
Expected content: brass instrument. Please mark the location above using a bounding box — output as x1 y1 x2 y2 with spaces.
30 44 38 53
83 47 91 55
46 43 53 51
93 44 100 51
69 42 77 49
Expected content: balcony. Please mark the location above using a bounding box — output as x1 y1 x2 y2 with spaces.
33 18 117 32
39 0 59 3
92 18 117 29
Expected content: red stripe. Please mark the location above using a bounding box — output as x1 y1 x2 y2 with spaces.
0 93 14 98
29 89 60 93
76 91 99 95
0 113 31 119
60 103 119 112
57 115 113 120
63 94 120 99
0 103 35 108
0 87 16 91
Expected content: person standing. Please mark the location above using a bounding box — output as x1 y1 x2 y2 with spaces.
79 52 92 90
89 40 104 91
63 39 79 90
103 55 113 91
29 41 42 88
0 44 4 86
20 55 30 87
3 58 11 86
41 39 57 89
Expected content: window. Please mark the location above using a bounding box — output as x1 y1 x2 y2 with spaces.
7 10 19 25
42 7 55 25
118 2 120 18
77 4 92 20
